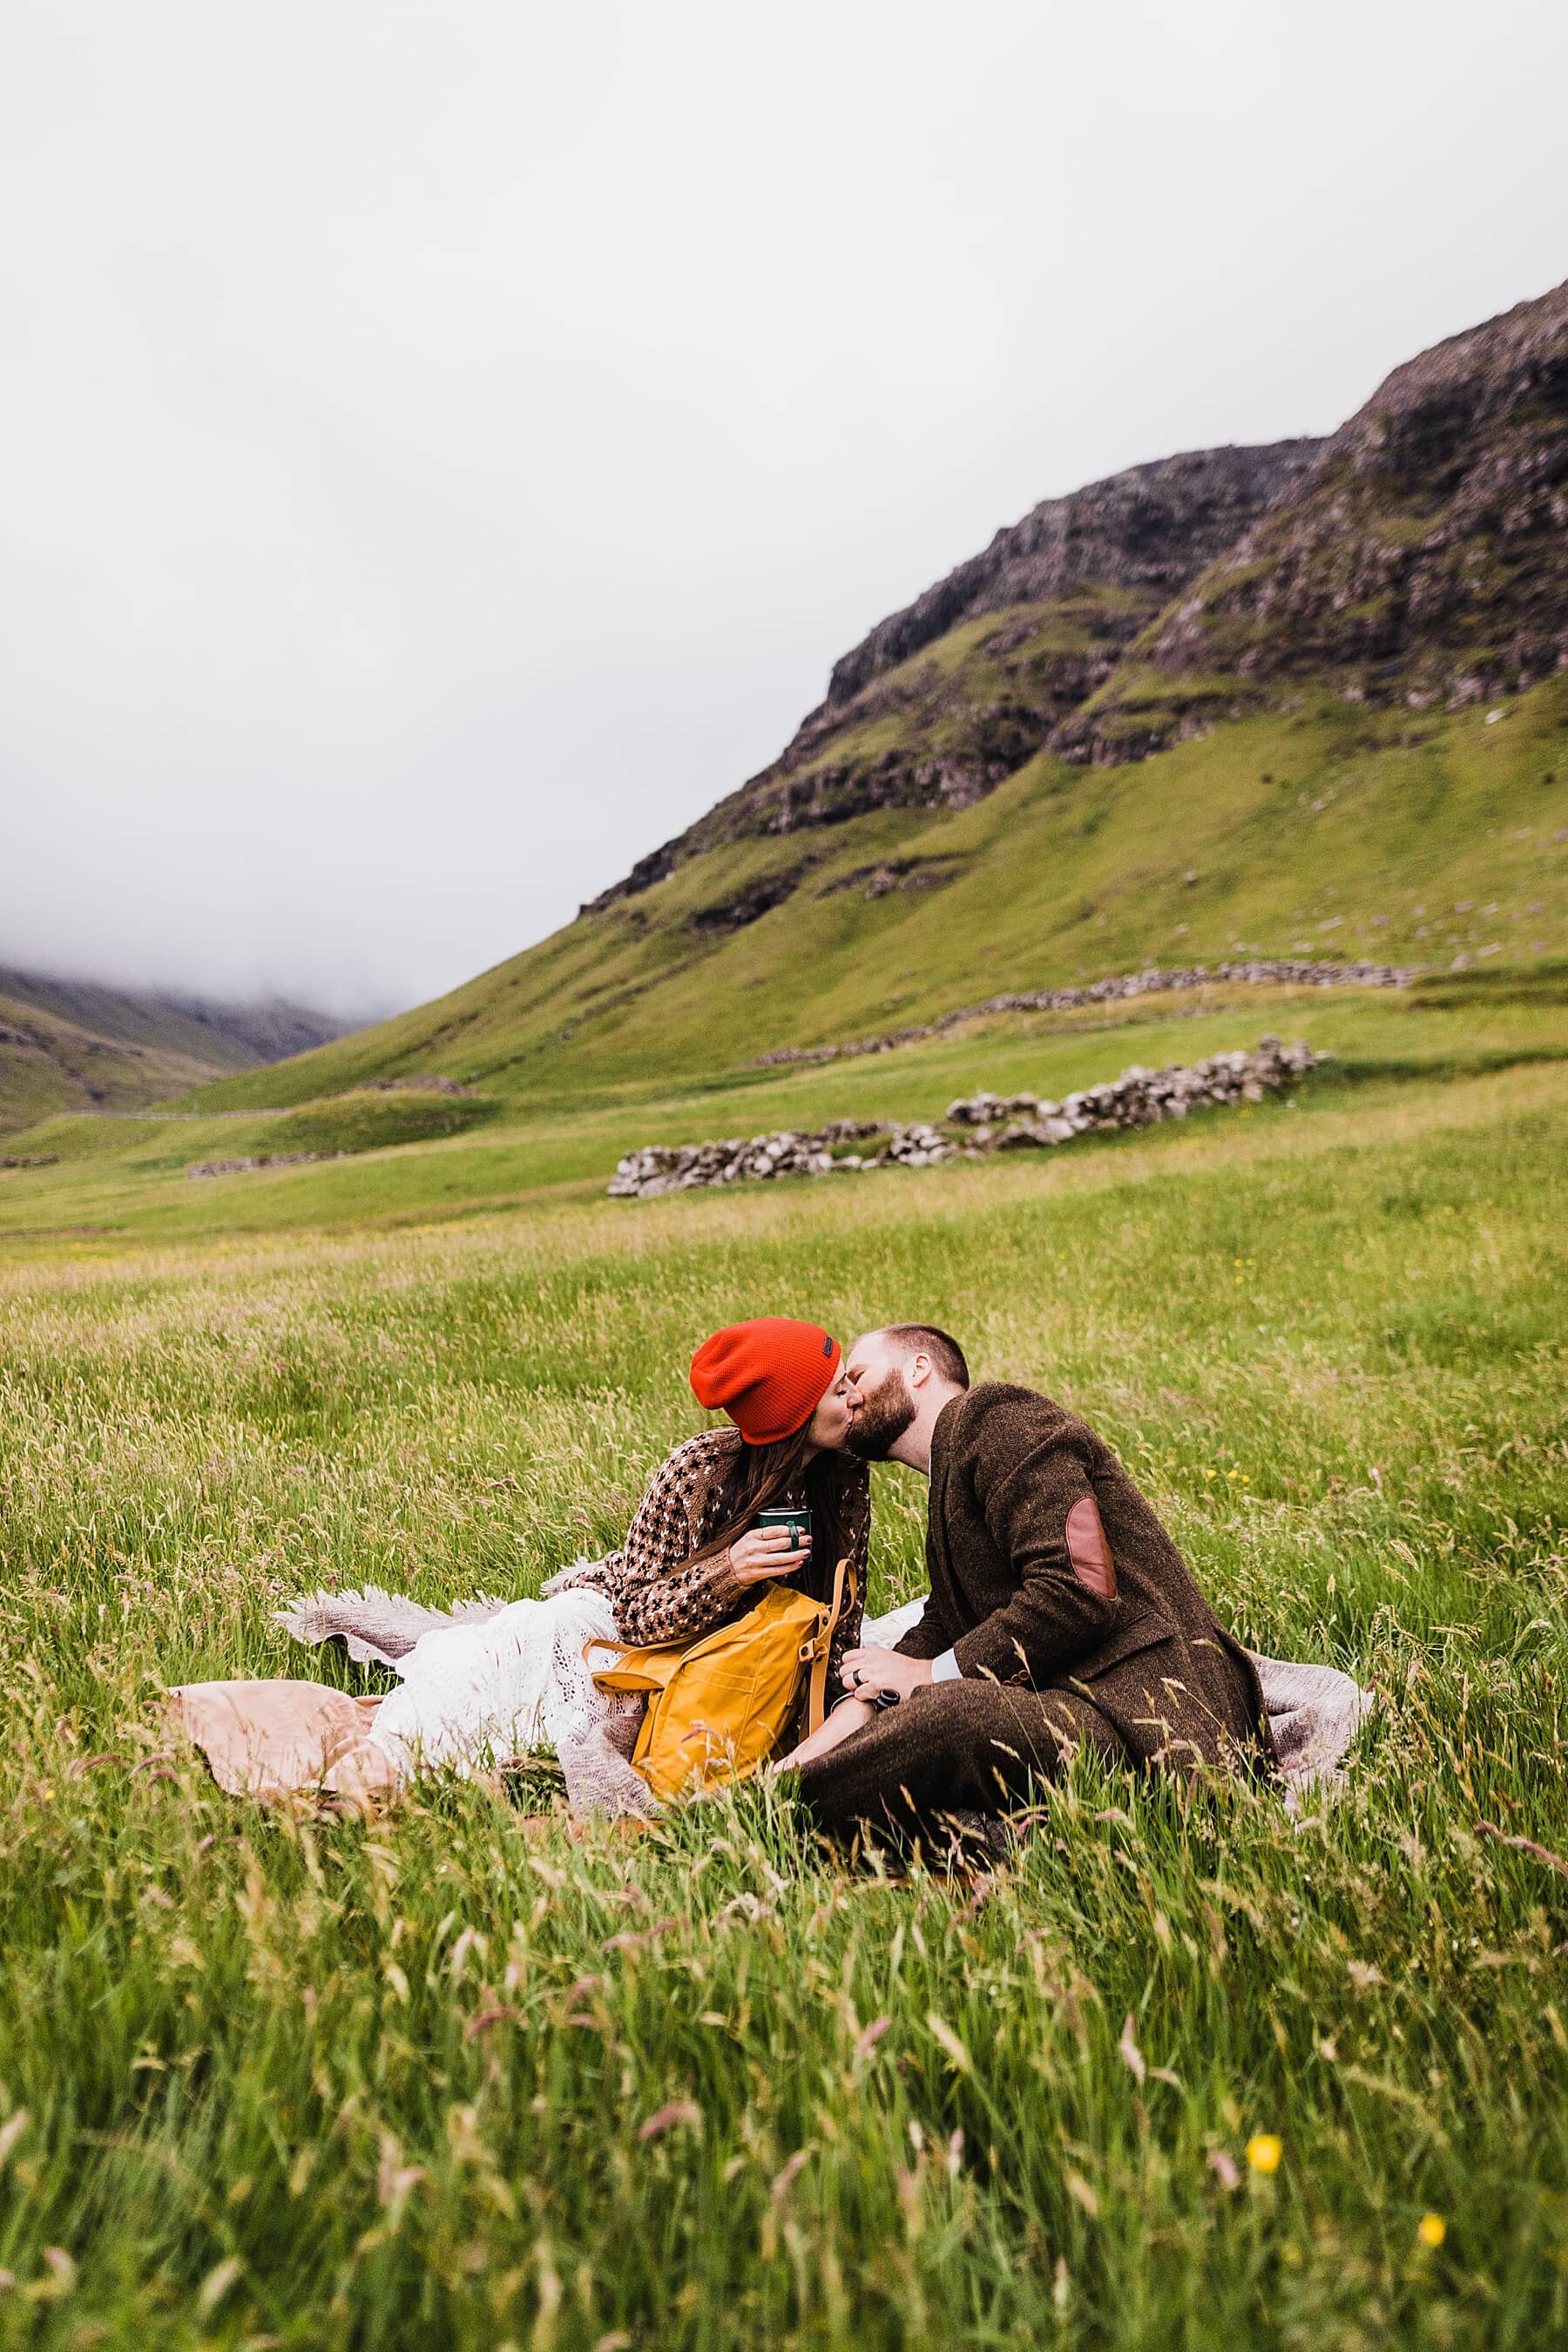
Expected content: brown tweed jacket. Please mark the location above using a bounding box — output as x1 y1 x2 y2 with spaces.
896 1382 1271 1774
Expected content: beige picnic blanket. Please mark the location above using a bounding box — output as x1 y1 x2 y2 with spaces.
164 1681 397 1805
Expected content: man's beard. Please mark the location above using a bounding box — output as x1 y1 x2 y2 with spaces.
845 1369 916 1460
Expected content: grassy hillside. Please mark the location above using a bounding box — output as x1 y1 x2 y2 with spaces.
176 676 1568 1119
22 288 1545 1154
1 1040 1564 2345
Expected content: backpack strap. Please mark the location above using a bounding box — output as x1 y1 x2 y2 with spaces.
805 1557 856 1737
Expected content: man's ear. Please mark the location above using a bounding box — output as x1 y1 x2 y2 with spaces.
908 1351 932 1390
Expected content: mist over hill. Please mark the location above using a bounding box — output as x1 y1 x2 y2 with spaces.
0 968 355 1133
178 283 1568 1119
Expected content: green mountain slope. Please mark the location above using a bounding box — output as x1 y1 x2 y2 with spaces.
0 971 353 1135
181 286 1568 1120
185 678 1568 1117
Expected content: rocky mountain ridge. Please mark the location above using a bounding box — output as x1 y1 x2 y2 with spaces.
1059 280 1568 762
819 442 1322 711
593 282 1565 908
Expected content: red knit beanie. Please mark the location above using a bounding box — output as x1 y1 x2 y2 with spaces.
689 1318 841 1445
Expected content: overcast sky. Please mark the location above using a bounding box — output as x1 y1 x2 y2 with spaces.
1 1 1564 1017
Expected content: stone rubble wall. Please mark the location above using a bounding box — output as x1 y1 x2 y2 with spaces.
751 960 1412 1068
609 1037 1321 1199
186 1151 345 1180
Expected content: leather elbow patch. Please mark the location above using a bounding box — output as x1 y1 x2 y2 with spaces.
1065 1497 1117 1598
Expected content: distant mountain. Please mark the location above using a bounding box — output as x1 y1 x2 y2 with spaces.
176 283 1568 1119
0 970 355 1133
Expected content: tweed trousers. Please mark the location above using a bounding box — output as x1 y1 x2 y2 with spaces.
794 1680 1126 1848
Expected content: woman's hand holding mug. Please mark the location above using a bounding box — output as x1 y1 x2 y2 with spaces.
729 1525 812 1584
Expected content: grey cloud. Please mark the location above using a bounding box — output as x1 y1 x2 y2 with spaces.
2 0 1565 1014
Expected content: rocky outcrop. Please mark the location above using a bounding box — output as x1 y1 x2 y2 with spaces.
688 859 821 935
822 443 1321 711
608 1037 1321 1197
817 854 966 901
1058 281 1568 761
751 958 1413 1066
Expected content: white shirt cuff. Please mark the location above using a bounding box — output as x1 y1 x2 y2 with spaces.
929 1648 962 1683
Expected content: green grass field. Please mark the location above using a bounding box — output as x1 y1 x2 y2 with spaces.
2 964 1565 1248
1 992 1565 2344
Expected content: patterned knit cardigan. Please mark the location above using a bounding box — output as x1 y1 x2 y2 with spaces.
562 1428 868 1693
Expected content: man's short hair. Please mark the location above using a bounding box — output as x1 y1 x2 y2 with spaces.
879 1324 970 1389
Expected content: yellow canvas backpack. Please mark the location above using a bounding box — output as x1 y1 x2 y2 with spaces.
585 1558 855 1801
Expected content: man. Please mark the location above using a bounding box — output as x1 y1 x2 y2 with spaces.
785 1325 1272 1848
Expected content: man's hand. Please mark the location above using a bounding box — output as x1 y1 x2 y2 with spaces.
838 1646 934 1701
729 1527 811 1585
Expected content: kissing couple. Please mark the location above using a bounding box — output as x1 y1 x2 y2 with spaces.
172 1315 1277 1838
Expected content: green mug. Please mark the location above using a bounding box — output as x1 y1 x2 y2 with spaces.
754 1506 812 1555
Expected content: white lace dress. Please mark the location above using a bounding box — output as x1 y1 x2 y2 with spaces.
365 1584 635 1783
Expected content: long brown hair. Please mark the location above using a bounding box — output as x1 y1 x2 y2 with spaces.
692 1422 864 1604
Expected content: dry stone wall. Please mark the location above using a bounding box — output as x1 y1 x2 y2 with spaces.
752 959 1411 1067
609 1037 1321 1199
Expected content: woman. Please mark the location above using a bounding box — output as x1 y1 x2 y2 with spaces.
172 1318 868 1814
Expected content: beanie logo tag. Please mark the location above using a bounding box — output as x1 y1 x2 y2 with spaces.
822 1335 834 1355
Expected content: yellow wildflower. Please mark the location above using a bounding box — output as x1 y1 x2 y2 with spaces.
1417 2212 1446 2248
1246 2134 1283 2175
